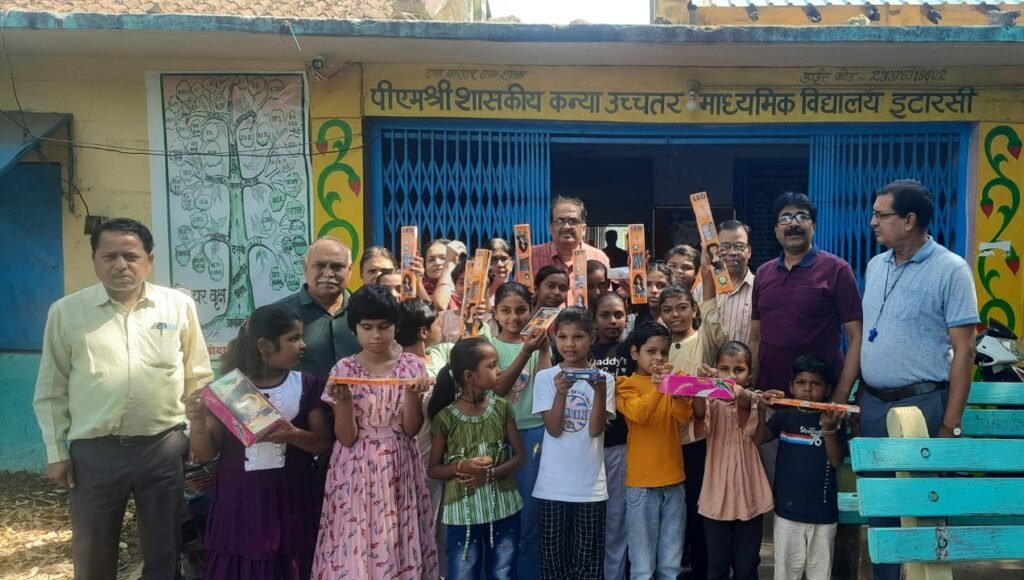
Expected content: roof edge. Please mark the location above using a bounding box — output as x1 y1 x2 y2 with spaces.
3 10 1024 44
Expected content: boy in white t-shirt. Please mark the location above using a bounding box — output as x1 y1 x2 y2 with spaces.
532 308 616 580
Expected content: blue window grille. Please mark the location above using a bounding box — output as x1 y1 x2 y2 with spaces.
809 128 970 287
372 126 551 250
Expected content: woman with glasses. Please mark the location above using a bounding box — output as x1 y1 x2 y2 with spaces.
486 238 514 305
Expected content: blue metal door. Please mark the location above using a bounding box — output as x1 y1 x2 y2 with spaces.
0 163 65 350
372 126 551 249
809 127 970 286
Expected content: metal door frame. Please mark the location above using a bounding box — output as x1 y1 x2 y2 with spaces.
369 119 973 255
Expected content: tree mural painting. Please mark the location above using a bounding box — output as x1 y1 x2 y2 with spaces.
160 73 312 348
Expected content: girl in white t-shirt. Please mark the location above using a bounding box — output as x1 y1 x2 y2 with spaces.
532 308 616 580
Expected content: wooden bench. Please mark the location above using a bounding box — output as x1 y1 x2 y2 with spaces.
841 382 1024 579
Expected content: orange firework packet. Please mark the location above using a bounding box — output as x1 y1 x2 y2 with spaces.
460 249 492 338
571 248 588 309
514 224 533 292
328 377 436 387
628 224 647 305
400 225 418 301
689 191 734 295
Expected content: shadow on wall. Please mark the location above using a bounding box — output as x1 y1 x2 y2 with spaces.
0 353 46 472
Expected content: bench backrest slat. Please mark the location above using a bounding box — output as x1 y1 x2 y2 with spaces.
849 438 1024 472
857 478 1024 517
867 526 1024 564
965 382 1024 406
962 409 1024 438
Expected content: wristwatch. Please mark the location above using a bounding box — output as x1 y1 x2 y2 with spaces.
942 423 963 438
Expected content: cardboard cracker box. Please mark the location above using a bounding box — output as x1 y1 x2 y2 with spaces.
689 191 735 295
460 249 492 338
571 248 588 309
400 226 419 301
628 224 648 305
514 224 534 292
201 369 284 446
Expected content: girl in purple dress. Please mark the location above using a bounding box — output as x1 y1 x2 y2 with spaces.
186 304 332 579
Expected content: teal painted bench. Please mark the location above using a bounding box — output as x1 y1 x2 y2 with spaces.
842 382 1024 578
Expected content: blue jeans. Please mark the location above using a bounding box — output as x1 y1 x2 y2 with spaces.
604 445 629 580
514 426 544 579
861 389 946 580
447 514 520 580
625 483 685 580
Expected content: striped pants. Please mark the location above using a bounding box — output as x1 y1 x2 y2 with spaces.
539 499 607 580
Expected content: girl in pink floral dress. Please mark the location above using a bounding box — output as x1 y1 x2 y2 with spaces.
313 286 440 579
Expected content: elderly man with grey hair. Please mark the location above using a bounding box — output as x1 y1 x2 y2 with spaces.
277 236 360 380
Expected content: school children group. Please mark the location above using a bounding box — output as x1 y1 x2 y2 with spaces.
185 232 848 580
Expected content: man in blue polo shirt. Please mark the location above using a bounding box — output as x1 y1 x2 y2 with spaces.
832 179 978 580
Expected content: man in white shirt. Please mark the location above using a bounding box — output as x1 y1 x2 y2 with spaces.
34 218 212 579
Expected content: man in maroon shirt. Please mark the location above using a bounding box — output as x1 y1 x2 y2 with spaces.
749 192 863 397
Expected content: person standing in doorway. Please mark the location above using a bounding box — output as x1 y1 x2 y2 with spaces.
831 179 978 580
749 193 863 398
34 217 213 579
603 230 628 269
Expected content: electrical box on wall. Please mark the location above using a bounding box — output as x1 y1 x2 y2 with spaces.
84 215 108 236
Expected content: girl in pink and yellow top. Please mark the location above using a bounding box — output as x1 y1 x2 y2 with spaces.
693 341 773 580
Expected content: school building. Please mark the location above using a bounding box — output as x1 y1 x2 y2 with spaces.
1 1 1022 470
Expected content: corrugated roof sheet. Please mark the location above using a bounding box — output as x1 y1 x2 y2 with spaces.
0 112 71 180
0 0 396 19
697 1 1022 6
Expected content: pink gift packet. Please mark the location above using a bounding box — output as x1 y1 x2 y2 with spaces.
200 369 284 446
658 374 736 400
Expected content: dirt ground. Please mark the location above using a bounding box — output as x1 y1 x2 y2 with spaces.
0 471 142 579
3 468 1023 579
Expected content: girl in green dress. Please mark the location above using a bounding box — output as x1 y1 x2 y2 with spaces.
427 337 527 579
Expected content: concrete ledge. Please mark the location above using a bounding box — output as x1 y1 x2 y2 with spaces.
5 10 1024 44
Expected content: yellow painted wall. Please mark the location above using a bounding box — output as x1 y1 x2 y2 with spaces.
308 64 367 286
0 55 367 292
976 123 1024 336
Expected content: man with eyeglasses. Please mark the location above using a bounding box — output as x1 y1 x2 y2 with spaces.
531 196 610 304
277 236 360 380
693 219 756 345
833 180 978 580
749 192 864 400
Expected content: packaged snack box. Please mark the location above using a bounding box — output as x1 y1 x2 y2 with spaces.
658 374 736 400
520 307 560 339
562 368 604 382
201 369 284 446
